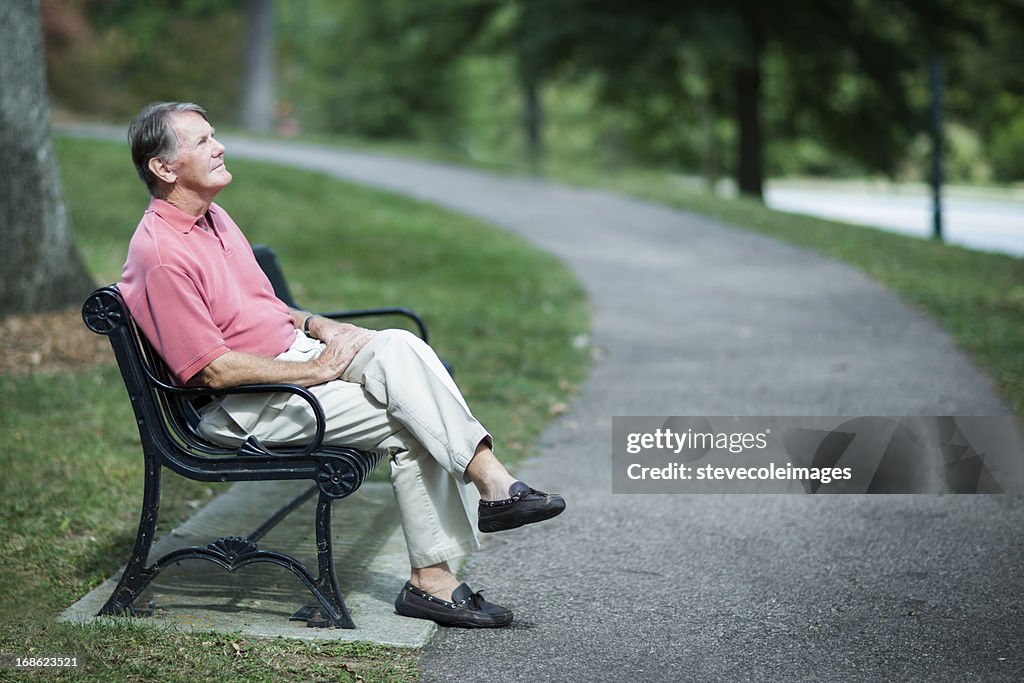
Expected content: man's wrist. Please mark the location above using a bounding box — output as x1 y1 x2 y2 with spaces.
303 314 320 337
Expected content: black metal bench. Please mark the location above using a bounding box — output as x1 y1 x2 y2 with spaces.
81 245 435 629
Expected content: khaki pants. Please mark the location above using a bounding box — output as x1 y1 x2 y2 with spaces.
197 330 488 567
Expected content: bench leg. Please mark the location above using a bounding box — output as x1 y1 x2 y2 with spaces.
99 466 357 628
98 457 161 618
289 490 356 628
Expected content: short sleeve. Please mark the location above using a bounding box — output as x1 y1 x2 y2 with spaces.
141 265 230 384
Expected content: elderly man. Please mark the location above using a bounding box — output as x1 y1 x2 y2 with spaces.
119 101 565 628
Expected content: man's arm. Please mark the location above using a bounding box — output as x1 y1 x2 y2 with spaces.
288 307 367 344
198 326 377 389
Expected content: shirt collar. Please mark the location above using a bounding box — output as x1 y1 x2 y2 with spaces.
146 198 220 234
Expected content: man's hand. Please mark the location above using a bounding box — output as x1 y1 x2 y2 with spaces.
197 322 376 390
310 317 371 345
310 324 377 381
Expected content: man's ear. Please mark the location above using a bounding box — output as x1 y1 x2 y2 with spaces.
148 156 176 185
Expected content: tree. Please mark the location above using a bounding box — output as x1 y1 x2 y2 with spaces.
518 0 1007 199
943 1 1024 181
45 0 243 123
241 0 275 133
288 0 494 140
0 0 93 316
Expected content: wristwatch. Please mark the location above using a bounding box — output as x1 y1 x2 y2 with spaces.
303 314 320 336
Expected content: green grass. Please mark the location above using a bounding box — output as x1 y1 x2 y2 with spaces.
0 136 589 681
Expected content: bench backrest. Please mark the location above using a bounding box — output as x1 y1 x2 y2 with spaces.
252 244 300 309
82 286 237 459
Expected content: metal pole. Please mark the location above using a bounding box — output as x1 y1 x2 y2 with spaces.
930 53 944 242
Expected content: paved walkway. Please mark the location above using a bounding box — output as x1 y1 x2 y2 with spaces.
62 126 1024 680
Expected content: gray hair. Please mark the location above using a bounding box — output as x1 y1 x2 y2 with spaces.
128 102 209 197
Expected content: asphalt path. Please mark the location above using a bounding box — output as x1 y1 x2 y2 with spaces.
65 127 1023 681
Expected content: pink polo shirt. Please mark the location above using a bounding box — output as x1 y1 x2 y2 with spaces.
119 198 296 384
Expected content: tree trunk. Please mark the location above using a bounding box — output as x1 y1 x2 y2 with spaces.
699 79 720 193
733 21 764 200
241 0 275 134
522 75 544 175
0 0 94 316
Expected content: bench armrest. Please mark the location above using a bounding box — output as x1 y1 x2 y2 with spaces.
318 307 430 343
143 370 328 458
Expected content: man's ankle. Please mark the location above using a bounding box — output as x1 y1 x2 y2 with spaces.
480 476 517 502
410 566 460 601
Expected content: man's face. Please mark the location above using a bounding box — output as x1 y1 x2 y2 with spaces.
165 112 232 198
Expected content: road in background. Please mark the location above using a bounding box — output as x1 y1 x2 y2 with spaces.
765 183 1024 258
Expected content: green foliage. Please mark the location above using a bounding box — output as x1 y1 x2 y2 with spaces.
42 0 1024 181
944 1 1024 182
278 0 492 142
511 0 987 181
45 0 243 121
902 124 994 184
0 136 589 679
989 94 1024 181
